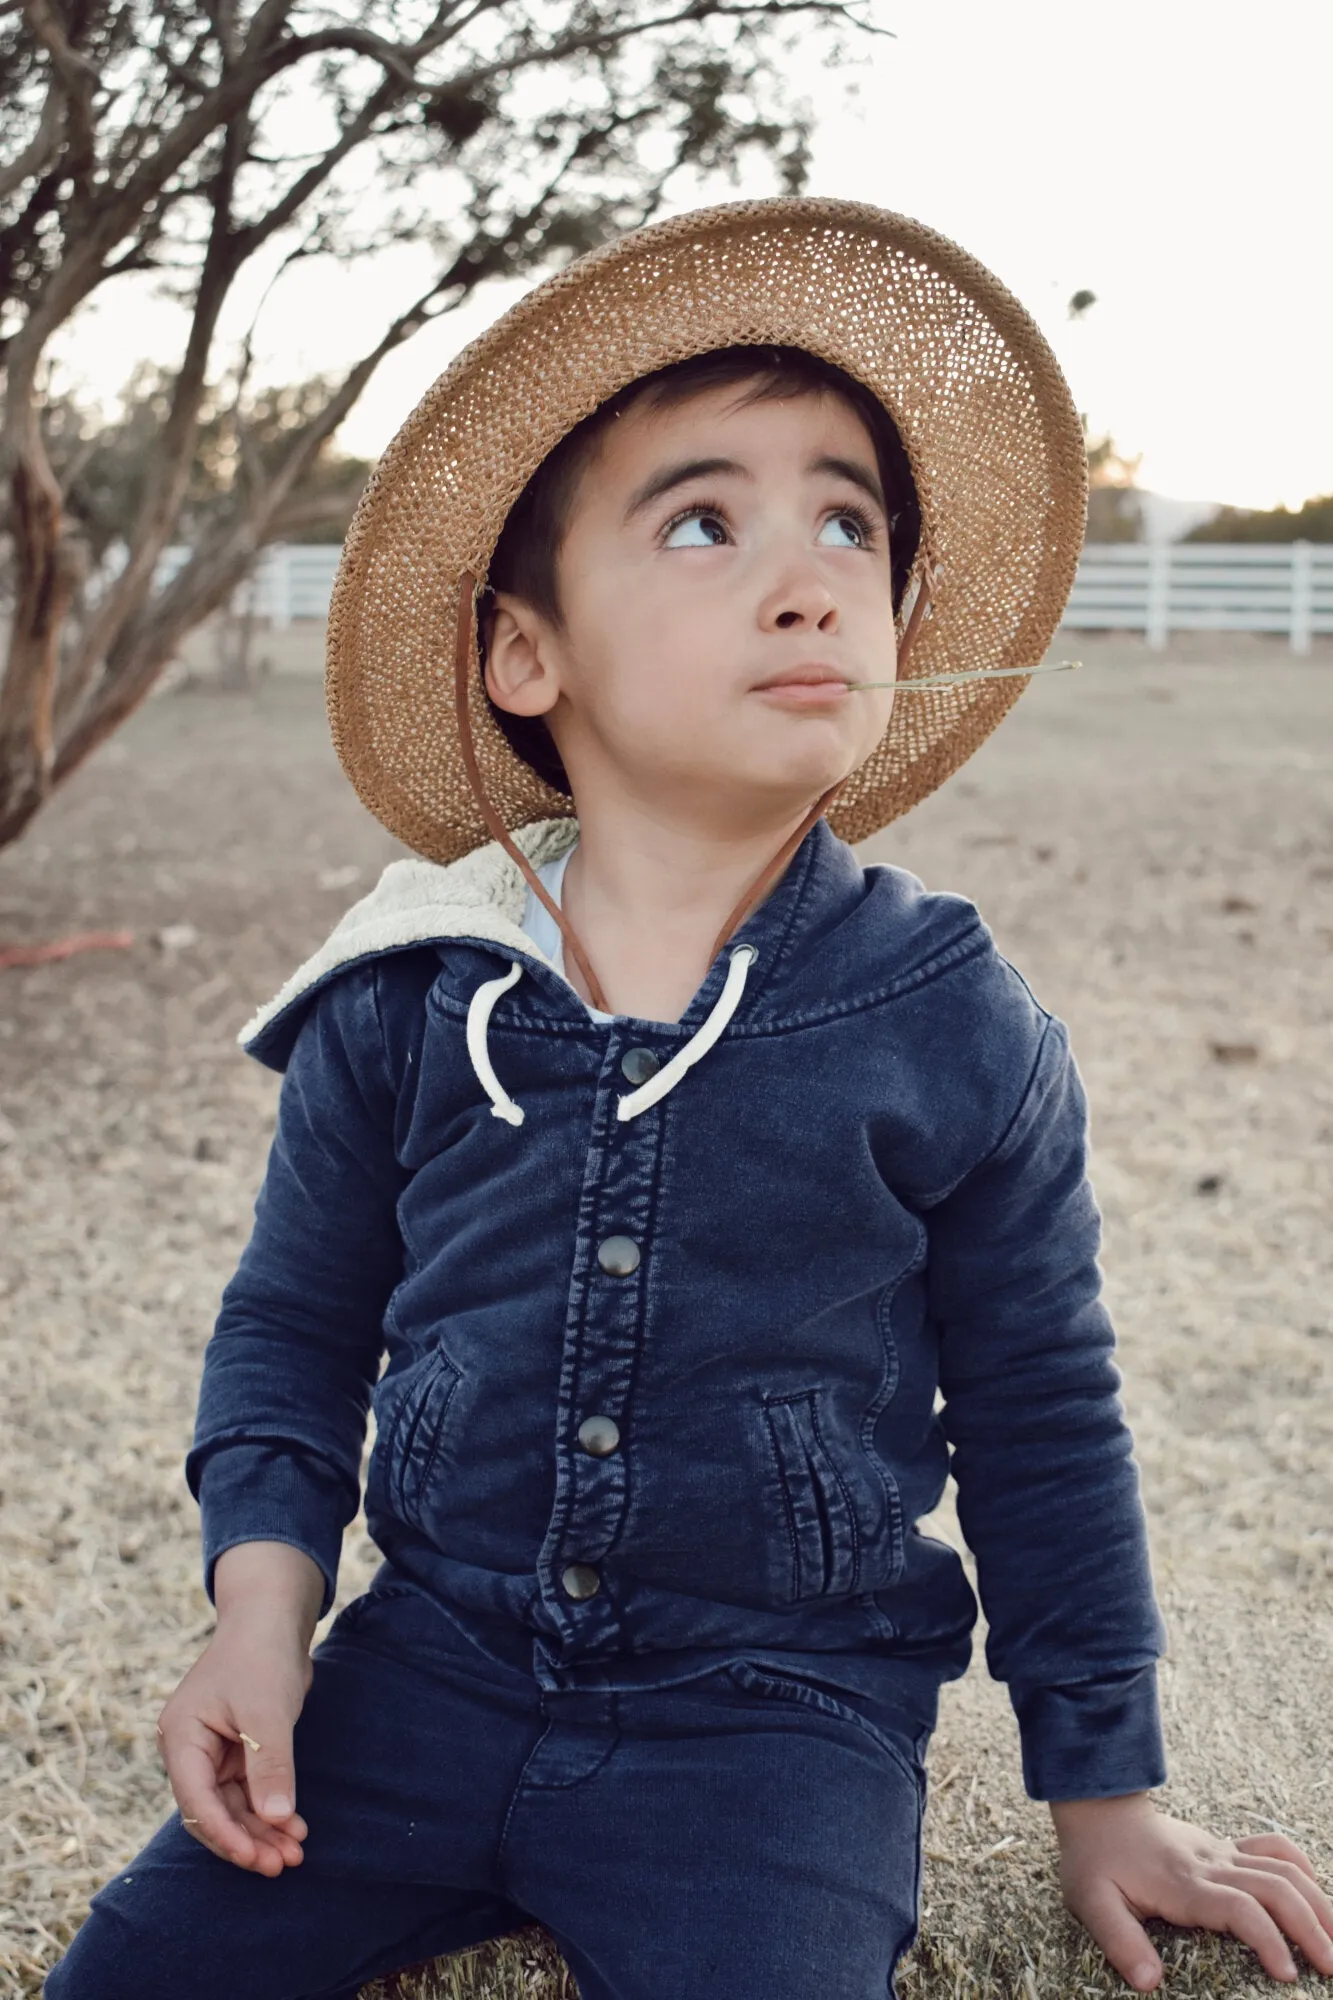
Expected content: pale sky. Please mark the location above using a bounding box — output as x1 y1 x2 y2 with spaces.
56 0 1333 511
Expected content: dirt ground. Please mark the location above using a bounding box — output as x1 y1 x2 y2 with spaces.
1 630 1331 1999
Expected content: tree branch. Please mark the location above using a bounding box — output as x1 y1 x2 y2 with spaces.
3 6 295 363
21 0 100 206
60 105 251 709
265 492 361 541
439 0 874 96
232 1 497 259
232 73 402 260
0 73 65 205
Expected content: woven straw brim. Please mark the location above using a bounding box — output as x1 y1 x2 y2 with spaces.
326 196 1088 864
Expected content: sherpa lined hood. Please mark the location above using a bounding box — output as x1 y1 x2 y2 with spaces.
239 815 581 1068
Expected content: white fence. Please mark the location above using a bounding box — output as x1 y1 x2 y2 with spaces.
161 539 1333 653
1066 541 1331 652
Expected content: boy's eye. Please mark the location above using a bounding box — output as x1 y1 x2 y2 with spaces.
662 509 729 548
817 510 872 549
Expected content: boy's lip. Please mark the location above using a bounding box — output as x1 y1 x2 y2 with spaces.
750 663 851 692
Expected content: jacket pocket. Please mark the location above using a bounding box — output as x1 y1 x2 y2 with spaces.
762 1387 862 1602
373 1347 464 1530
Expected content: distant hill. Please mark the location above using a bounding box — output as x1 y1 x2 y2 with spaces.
1085 491 1333 545
1137 493 1220 544
1182 495 1333 542
1085 490 1222 545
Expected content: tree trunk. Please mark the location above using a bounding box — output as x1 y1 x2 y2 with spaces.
212 594 271 691
0 451 84 847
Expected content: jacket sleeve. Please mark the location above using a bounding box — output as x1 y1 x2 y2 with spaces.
926 1010 1169 1801
185 963 411 1618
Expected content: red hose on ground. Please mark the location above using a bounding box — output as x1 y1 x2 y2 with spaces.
0 930 134 969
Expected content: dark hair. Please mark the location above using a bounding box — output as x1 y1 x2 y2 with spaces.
479 344 921 796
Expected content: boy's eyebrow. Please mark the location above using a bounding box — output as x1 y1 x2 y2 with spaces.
622 451 887 523
812 454 886 511
622 456 748 521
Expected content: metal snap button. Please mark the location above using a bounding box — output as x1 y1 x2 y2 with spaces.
596 1234 640 1276
621 1046 661 1085
561 1563 601 1600
577 1414 621 1457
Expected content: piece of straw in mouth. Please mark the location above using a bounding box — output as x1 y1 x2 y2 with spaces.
847 659 1082 691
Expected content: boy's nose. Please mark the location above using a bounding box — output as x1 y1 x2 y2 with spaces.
758 565 840 634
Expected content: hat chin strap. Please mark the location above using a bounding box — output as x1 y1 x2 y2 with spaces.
453 563 934 1018
454 570 613 1011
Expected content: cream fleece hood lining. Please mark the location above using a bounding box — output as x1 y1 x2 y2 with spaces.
237 815 581 1055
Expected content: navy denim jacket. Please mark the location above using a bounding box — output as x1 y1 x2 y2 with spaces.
189 813 1168 1801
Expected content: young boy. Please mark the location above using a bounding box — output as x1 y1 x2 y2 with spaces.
48 198 1332 2000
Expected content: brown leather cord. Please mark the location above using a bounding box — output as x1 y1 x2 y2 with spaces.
454 572 615 1013
896 560 936 666
454 561 937 1019
705 780 847 967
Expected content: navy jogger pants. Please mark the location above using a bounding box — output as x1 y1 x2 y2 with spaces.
45 1580 930 2000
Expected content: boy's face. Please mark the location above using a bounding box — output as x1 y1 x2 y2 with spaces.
485 380 899 833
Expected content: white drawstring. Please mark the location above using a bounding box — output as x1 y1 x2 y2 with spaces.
466 960 526 1125
616 945 756 1122
464 944 757 1128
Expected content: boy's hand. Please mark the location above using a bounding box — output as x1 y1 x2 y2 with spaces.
1052 1793 1333 1990
155 1542 324 1876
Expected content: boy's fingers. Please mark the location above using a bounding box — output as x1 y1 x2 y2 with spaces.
219 1781 307 1866
1233 1853 1333 1937
238 1715 298 1823
1192 1883 1298 1981
1235 1832 1322 1885
256 1807 308 1843
169 1740 259 1870
1223 1866 1333 1977
242 1818 306 1867
1069 1882 1163 1991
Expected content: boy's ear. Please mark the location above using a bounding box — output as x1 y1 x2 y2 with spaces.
483 592 562 719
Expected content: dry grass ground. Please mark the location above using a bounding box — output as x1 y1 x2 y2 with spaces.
1 630 1330 1999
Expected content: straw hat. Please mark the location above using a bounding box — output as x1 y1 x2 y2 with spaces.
325 196 1086 1006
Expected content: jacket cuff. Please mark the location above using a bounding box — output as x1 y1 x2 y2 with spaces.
191 1442 349 1619
1012 1663 1168 1801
